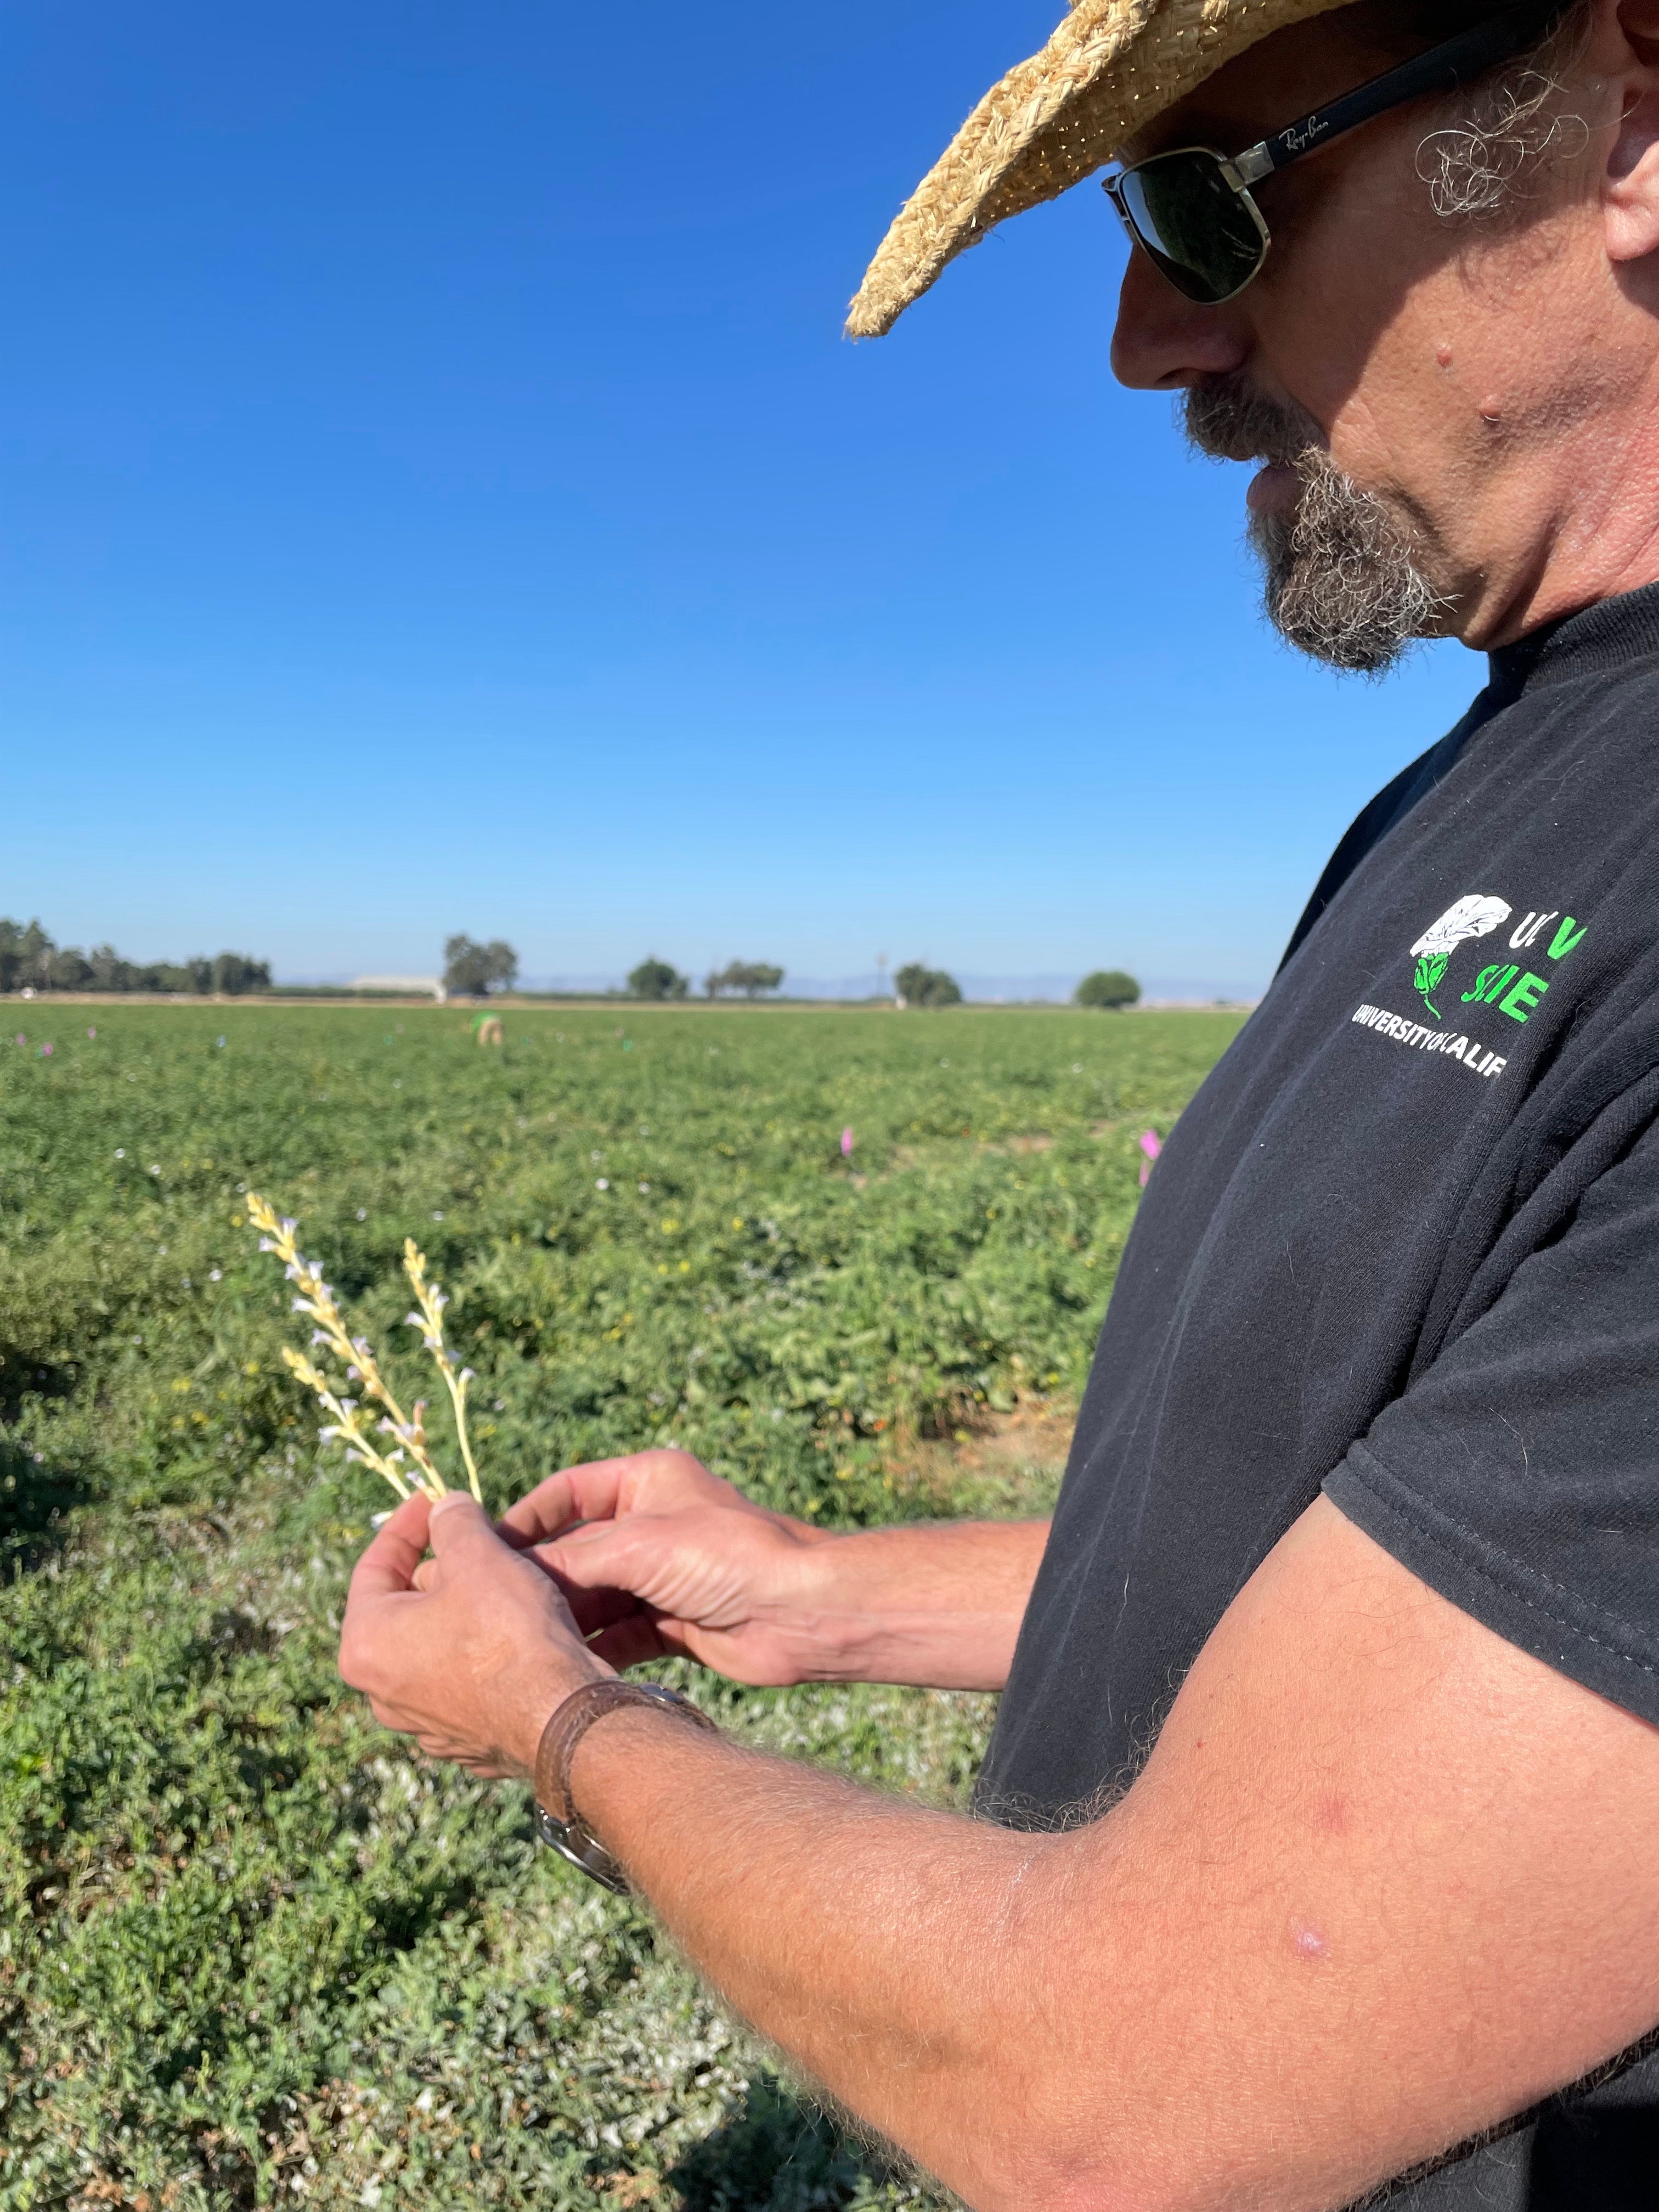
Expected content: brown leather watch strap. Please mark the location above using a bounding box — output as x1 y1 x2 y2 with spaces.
534 1678 717 1832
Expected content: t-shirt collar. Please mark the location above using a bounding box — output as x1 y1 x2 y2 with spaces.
1490 580 1659 705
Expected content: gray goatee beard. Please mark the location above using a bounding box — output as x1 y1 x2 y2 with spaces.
1183 377 1446 676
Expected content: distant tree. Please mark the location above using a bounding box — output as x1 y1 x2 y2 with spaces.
212 952 272 995
443 934 519 998
0 918 52 995
0 920 274 995
47 946 94 991
1075 969 1142 1011
89 944 133 991
704 960 786 999
895 962 962 1008
628 956 690 1001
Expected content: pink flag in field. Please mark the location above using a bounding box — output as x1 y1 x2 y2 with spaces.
1138 1130 1162 1188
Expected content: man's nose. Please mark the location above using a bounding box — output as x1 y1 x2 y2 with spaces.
1109 246 1252 390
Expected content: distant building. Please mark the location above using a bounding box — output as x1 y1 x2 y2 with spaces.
349 975 447 1002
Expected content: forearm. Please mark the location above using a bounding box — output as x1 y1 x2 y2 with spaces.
776 1517 1050 1689
567 1707 1069 2209
551 1502 1659 2212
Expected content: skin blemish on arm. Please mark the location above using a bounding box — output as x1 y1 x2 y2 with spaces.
1290 1921 1331 1961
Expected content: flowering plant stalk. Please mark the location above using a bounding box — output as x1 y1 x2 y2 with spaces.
246 1194 482 1504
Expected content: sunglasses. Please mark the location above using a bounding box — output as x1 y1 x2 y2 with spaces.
1103 4 1568 306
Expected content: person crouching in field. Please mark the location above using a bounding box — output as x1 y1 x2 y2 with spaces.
339 4 1659 2204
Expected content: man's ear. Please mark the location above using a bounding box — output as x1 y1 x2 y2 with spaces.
1606 0 1659 262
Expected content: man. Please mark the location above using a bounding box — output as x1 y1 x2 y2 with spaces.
338 1 1659 2203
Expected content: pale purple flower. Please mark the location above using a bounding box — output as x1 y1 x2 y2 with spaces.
1138 1129 1163 1189
40 1042 52 1057
841 1126 854 1159
87 1026 97 1040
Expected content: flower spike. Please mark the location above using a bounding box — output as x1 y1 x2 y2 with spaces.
402 1239 483 1502
246 1193 455 1503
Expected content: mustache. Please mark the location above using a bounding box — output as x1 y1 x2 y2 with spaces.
1182 374 1325 467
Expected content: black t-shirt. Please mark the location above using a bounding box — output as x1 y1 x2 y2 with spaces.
981 586 1659 2207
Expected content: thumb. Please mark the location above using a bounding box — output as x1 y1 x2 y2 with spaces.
427 1492 492 1556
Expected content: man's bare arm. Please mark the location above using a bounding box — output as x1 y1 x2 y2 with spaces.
346 1491 1659 2212
495 1450 1050 1690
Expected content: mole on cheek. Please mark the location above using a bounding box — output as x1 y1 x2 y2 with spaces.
1436 343 1454 369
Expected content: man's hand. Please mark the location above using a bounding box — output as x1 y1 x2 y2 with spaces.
499 1448 1049 1690
339 1492 607 1779
497 1449 837 1683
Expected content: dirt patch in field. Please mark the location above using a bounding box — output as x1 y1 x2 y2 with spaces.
888 1397 1075 1517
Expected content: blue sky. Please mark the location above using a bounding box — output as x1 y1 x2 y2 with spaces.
2 0 1484 995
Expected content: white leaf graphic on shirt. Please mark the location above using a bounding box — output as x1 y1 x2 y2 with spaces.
1411 895 1513 961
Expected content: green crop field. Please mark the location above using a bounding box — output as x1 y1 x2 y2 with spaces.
0 1003 1240 2210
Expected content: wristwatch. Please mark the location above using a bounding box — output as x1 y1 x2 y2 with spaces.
532 1678 718 1894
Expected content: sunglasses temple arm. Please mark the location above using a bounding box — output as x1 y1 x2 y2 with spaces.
1232 2 1570 188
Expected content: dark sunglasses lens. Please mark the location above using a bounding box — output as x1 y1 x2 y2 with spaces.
1118 152 1266 303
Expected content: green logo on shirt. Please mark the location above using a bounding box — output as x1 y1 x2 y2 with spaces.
1410 896 1511 1019
1409 898 1586 1022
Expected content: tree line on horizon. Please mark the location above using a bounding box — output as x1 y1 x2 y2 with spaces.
622 957 1143 1009
0 918 271 997
627 957 786 1001
0 917 1145 1011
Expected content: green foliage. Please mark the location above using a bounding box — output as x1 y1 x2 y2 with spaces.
442 935 520 998
0 1004 1237 2206
703 962 785 999
1414 952 1450 1015
894 965 961 1009
1074 971 1141 1012
629 958 691 1001
0 917 270 996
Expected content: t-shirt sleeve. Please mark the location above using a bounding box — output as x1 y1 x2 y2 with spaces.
1324 1116 1659 1726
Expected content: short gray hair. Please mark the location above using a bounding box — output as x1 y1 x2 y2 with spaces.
1415 2 1594 218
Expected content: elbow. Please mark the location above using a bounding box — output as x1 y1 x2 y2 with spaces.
956 2130 1192 2212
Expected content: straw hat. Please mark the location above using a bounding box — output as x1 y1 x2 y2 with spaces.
845 0 1355 338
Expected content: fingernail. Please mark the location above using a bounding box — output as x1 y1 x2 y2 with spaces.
430 1493 472 1520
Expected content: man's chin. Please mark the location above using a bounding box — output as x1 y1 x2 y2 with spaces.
1241 448 1447 677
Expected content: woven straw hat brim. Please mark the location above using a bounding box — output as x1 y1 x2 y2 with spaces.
845 0 1353 338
